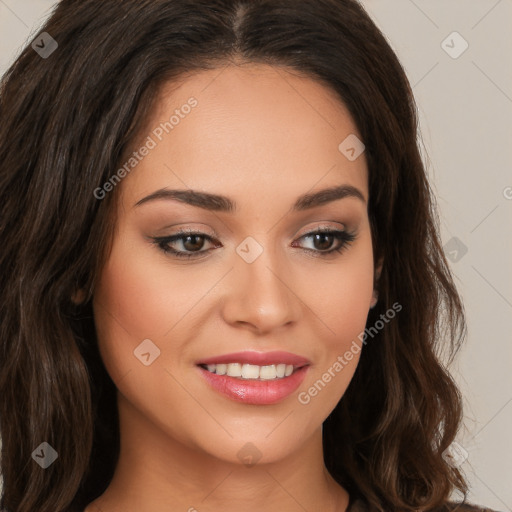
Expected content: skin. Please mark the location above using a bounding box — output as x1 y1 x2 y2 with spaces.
85 63 381 512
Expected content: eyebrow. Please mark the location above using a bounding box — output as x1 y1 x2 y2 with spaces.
134 184 366 212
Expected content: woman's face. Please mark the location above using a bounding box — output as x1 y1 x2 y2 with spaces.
93 63 375 465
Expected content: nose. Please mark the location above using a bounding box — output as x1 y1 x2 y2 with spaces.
220 242 301 335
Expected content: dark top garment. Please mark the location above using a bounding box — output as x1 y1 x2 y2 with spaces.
347 496 503 512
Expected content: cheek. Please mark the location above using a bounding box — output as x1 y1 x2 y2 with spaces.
296 235 374 410
92 233 224 388
94 239 201 341
302 237 375 346
92 238 175 382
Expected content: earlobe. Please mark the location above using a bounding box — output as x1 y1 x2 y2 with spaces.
71 288 87 305
370 290 379 309
370 257 384 309
374 257 383 282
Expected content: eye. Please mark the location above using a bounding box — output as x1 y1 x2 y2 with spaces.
150 227 357 260
292 228 357 257
151 229 219 259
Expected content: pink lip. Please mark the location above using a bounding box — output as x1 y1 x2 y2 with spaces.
196 350 311 367
197 365 310 405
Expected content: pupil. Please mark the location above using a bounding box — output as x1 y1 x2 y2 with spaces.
315 233 333 251
183 235 204 251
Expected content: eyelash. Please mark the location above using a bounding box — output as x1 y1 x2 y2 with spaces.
151 227 357 260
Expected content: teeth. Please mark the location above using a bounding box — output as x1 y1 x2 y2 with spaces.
216 363 227 375
203 362 297 380
226 363 242 377
241 364 260 379
259 365 277 380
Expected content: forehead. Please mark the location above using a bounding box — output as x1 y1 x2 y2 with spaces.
119 63 368 208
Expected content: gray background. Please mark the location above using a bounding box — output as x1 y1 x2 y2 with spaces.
0 1 511 509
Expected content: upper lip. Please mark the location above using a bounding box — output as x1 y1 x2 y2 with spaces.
196 350 311 367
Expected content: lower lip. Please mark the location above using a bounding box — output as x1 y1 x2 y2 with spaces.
197 365 309 405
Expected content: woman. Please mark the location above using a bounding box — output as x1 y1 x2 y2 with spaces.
0 1 499 511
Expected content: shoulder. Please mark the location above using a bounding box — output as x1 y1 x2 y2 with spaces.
348 498 502 512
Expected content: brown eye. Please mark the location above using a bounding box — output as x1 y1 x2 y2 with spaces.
151 231 218 259
152 228 356 260
292 229 357 256
179 234 207 252
310 232 336 251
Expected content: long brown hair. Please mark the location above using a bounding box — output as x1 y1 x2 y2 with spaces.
0 1 467 511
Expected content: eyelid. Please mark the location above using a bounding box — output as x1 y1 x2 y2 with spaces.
150 222 357 260
157 222 349 244
294 222 347 237
166 226 219 237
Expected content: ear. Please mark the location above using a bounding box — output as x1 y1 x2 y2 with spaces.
71 287 87 305
370 257 383 309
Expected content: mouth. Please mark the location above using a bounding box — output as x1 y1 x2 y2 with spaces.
198 362 305 380
195 351 311 405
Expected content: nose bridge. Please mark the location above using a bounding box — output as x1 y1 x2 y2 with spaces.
222 235 300 332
